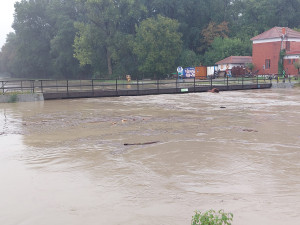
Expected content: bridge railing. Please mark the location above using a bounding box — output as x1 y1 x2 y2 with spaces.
1 76 272 95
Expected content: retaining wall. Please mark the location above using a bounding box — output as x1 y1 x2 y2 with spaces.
0 93 44 103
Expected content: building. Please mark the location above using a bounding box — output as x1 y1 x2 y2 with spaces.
251 27 300 76
215 56 252 72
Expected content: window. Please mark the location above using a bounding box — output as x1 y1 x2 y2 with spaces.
293 59 296 64
265 59 271 69
286 41 290 51
288 59 292 64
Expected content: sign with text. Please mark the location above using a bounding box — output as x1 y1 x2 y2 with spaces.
183 67 195 78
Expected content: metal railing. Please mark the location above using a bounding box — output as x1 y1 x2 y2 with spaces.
1 76 272 95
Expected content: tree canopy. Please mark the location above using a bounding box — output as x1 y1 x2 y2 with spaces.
133 15 182 78
1 0 300 79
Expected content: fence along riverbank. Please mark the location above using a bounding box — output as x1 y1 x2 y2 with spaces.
1 77 272 100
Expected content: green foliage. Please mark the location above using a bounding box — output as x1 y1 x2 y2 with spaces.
246 63 255 72
133 15 182 78
201 37 252 66
191 209 233 225
177 49 200 68
278 50 286 75
1 0 300 79
8 93 18 103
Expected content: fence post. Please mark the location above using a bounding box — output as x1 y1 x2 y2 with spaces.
116 79 118 95
242 75 244 89
194 77 196 92
210 77 213 90
1 81 3 94
67 80 69 94
227 76 229 90
157 78 159 93
32 80 35 93
41 80 43 93
257 75 259 88
137 77 139 94
92 79 94 95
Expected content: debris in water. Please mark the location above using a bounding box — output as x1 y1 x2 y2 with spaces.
242 129 258 132
208 88 220 93
220 106 226 109
124 141 159 146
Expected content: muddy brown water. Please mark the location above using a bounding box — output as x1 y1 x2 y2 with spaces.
0 88 300 225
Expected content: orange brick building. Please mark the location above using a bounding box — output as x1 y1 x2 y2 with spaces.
251 27 300 76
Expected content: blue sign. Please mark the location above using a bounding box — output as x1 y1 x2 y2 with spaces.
183 67 195 78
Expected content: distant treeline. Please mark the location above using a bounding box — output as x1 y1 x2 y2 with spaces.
0 0 299 79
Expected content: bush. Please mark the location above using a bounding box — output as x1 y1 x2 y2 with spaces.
8 93 18 103
191 209 233 225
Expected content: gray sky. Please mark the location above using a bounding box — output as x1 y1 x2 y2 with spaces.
0 0 18 49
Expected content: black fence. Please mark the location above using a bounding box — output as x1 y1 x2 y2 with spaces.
0 77 272 100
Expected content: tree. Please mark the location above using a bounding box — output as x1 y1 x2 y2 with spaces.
0 33 19 76
198 21 229 53
133 15 183 78
177 49 200 68
12 0 54 78
74 0 146 77
201 37 252 66
48 0 86 79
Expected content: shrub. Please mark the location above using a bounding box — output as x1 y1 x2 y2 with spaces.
8 93 18 103
191 209 233 225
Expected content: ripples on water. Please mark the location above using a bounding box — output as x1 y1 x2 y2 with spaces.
0 89 300 225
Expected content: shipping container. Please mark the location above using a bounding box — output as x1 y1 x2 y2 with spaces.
195 66 207 80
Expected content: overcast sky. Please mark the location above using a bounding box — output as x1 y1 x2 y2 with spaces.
0 0 18 49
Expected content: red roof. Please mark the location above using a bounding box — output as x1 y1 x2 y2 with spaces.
251 27 300 41
216 56 252 65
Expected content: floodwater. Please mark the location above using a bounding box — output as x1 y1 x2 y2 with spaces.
0 88 300 225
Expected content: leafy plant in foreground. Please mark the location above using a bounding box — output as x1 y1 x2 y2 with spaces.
191 209 233 225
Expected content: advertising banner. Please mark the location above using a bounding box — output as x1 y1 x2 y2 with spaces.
183 67 195 78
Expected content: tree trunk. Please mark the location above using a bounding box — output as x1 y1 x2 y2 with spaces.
106 47 113 75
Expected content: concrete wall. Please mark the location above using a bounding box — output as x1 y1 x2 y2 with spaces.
0 93 44 103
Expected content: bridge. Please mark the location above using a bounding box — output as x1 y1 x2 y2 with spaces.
0 77 272 101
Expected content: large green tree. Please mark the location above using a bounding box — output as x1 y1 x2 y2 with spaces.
74 0 146 78
12 0 53 78
133 15 183 78
48 0 87 79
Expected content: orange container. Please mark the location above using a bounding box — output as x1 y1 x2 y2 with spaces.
195 66 207 80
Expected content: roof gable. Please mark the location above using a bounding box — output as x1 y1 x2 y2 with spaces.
251 27 300 41
216 56 252 65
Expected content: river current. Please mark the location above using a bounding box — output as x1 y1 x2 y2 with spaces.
0 88 300 225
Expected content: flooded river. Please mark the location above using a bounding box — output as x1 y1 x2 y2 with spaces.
1 88 300 225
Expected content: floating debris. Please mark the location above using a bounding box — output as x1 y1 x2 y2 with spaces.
242 129 258 132
124 141 159 146
208 88 220 93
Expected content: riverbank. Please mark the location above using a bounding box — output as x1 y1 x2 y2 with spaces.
0 93 44 103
